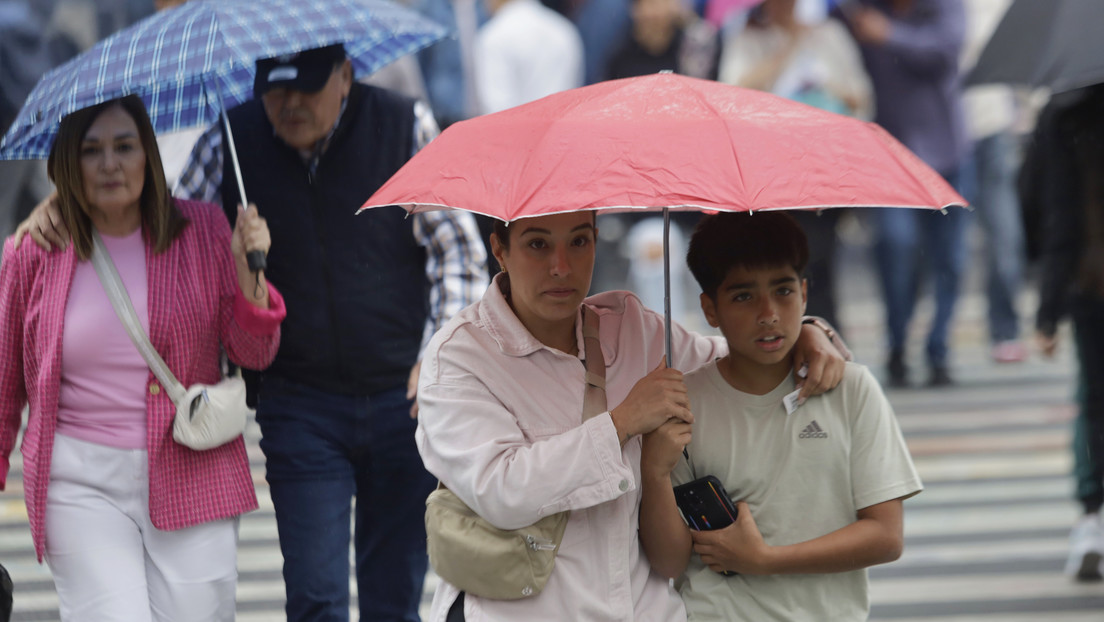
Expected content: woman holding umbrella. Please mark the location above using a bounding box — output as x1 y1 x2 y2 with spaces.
0 95 285 620
416 210 848 620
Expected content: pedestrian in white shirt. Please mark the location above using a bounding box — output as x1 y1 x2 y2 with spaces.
473 0 584 113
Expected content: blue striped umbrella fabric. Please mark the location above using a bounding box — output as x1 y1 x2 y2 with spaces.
0 0 448 160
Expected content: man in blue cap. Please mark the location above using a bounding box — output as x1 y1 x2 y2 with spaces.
190 44 486 621
180 43 487 622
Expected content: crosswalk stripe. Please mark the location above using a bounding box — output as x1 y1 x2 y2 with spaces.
912 451 1073 481
870 571 1104 606
861 395 1103 621
874 613 1104 622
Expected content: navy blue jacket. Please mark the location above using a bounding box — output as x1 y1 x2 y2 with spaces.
222 83 426 396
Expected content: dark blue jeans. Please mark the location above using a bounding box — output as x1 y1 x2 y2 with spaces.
967 132 1025 343
872 166 972 368
1072 296 1104 514
256 376 436 622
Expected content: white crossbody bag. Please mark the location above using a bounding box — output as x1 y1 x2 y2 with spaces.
91 230 248 451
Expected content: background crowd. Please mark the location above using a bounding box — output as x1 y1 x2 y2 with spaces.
0 0 1044 385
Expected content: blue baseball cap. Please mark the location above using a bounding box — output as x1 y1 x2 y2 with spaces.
254 44 346 98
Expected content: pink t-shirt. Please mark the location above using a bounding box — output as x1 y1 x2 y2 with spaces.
57 228 149 449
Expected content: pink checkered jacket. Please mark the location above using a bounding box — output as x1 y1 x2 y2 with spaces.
0 199 286 561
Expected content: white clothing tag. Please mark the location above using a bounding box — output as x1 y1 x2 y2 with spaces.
784 389 802 415
784 364 809 414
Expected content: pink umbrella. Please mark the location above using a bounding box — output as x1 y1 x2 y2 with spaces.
360 73 965 362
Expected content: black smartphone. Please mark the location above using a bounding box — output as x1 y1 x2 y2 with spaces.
674 475 738 531
674 475 739 576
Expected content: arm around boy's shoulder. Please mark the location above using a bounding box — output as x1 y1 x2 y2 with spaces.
801 316 853 361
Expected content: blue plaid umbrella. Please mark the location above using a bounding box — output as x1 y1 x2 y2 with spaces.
0 0 448 160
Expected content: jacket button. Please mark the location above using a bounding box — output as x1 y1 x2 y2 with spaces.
149 383 160 395
618 479 629 492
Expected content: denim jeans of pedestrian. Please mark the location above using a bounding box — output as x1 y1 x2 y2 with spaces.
1072 374 1103 514
873 166 971 368
256 376 436 622
969 132 1025 343
1072 296 1104 514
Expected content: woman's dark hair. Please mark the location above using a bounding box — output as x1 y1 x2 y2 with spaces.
492 218 511 249
47 94 186 260
686 211 809 300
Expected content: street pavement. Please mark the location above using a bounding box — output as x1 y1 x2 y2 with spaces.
1 225 1102 620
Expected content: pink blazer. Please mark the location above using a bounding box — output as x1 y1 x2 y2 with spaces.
0 199 286 560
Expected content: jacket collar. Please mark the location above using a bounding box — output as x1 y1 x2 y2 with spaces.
479 272 585 360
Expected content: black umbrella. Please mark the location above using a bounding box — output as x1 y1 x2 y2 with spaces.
967 0 1104 93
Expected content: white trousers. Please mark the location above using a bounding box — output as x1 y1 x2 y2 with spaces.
45 433 239 621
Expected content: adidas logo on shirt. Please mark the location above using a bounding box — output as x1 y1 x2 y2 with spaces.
799 420 828 439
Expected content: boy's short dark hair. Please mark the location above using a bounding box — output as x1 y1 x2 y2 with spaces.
686 211 810 300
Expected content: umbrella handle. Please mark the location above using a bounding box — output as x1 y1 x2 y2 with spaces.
246 250 267 272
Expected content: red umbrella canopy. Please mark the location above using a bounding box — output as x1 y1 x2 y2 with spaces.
361 73 965 220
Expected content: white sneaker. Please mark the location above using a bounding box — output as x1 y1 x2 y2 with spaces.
1065 513 1104 581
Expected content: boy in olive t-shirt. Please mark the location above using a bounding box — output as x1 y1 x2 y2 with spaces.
638 212 922 621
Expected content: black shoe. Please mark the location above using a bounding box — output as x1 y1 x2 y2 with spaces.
928 366 954 387
887 350 908 388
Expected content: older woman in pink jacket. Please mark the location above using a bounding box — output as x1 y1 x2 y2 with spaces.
0 95 285 621
416 211 849 622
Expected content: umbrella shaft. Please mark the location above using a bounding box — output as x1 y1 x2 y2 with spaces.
664 207 672 369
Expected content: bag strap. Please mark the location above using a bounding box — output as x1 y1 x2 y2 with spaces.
581 306 606 421
90 230 187 403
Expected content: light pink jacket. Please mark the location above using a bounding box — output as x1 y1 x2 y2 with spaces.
416 275 726 622
0 200 285 560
